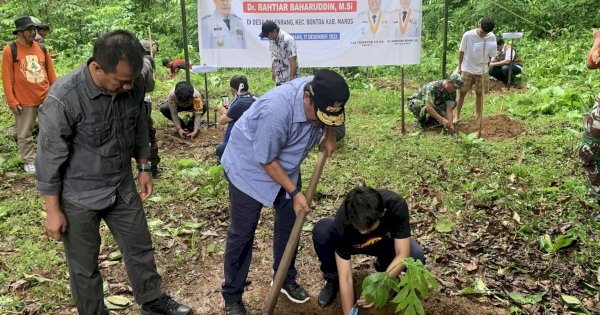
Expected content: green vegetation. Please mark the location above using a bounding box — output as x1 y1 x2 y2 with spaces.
0 0 599 314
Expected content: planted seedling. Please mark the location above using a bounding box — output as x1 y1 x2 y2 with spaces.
361 257 438 315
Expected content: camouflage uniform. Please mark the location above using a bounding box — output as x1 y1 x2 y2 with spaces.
408 80 456 128
579 98 600 201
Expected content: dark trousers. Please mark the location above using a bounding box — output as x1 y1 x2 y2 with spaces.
215 142 226 160
489 65 522 84
159 102 195 130
312 217 425 280
144 101 160 169
221 178 301 304
61 194 162 314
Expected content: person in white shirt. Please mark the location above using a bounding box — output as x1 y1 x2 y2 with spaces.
454 17 496 124
489 37 523 85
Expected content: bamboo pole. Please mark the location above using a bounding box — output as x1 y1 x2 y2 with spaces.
478 39 487 138
401 65 405 133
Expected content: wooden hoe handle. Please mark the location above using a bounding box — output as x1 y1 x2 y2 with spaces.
262 150 328 314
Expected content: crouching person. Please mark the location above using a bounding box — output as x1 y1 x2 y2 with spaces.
408 73 462 131
312 186 425 314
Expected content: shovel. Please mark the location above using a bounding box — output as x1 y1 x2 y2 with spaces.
262 150 328 315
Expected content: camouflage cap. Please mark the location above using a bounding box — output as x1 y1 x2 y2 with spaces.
448 73 463 87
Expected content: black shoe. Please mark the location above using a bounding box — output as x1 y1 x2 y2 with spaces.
279 281 310 303
224 301 247 315
373 258 386 272
141 294 193 315
317 279 339 307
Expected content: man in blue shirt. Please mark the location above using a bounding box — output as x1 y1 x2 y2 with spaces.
216 75 257 159
220 69 349 315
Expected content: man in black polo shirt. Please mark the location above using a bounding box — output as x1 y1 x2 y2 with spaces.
312 186 425 314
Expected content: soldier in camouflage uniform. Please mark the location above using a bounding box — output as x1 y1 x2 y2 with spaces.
579 29 600 221
408 73 462 130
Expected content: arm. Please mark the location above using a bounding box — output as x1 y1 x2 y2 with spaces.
457 51 464 74
168 97 188 138
319 125 337 157
217 106 233 125
587 29 600 69
134 96 153 201
36 95 73 241
136 157 153 202
1 46 20 113
43 195 67 241
289 56 297 81
288 38 298 80
490 47 513 67
336 253 355 315
489 59 509 67
190 96 205 138
386 238 411 277
45 49 57 85
262 159 310 215
424 101 450 128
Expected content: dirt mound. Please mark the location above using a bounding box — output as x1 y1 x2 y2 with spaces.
457 114 525 140
420 114 525 141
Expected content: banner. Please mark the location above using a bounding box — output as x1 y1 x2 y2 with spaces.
198 0 422 67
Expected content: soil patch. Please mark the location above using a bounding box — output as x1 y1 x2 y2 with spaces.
422 114 525 141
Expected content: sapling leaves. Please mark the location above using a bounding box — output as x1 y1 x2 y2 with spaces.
361 258 438 314
361 271 398 308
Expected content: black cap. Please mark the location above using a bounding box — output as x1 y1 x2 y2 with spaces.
13 16 36 35
310 69 349 127
259 20 278 38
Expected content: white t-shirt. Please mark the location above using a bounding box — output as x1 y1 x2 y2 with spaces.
459 29 496 74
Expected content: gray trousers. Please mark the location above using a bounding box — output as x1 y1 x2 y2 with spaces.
61 194 162 314
15 106 38 164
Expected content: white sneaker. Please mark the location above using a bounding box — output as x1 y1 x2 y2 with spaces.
23 164 36 174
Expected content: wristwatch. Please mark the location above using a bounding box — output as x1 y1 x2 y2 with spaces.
137 163 152 172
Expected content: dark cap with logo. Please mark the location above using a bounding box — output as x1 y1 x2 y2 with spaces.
309 69 349 127
259 20 278 38
13 16 36 35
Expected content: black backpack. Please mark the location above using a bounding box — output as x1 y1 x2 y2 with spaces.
9 40 47 62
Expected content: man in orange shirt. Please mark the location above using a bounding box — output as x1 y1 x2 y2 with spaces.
1 16 57 174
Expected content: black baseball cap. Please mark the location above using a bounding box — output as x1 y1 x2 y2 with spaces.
309 69 349 127
259 20 278 38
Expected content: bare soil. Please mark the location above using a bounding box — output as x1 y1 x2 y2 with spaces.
422 114 526 141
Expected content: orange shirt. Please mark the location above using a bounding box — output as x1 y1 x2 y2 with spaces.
1 40 57 107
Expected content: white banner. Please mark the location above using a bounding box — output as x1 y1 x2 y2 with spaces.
198 0 422 67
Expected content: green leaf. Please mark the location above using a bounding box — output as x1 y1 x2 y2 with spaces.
435 217 455 233
561 294 581 306
508 292 545 304
152 229 171 237
552 234 576 251
182 221 204 229
107 250 122 261
539 234 553 253
104 295 132 309
175 158 199 169
302 223 314 232
147 219 164 229
458 277 493 295
147 195 164 203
